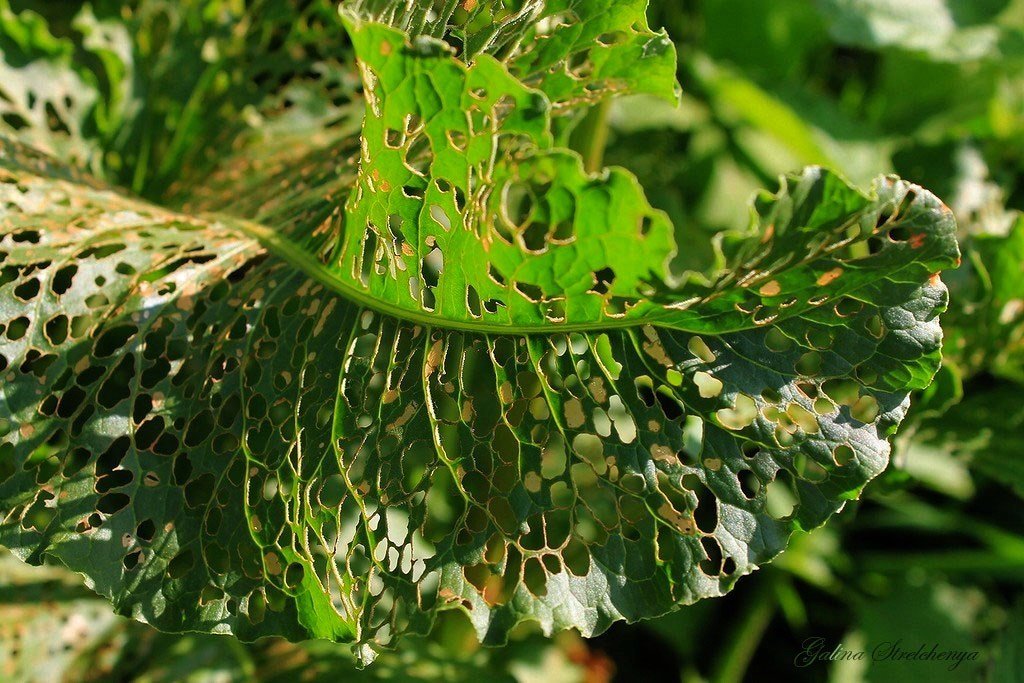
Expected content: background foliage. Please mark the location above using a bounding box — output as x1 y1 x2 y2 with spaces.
0 0 1022 681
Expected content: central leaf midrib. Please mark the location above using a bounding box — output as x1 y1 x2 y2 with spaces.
226 211 682 335
223 210 925 338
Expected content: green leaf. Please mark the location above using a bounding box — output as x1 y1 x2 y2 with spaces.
0 548 590 682
323 18 679 331
346 0 679 106
688 56 836 170
992 600 1024 683
508 0 680 107
944 214 1024 382
0 138 957 659
697 0 829 83
0 0 358 197
265 18 956 340
684 53 896 187
833 580 988 682
816 0 1024 62
907 382 1024 498
0 3 959 663
0 0 106 169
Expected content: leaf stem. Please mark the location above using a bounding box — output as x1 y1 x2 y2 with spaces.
709 573 778 683
225 214 679 335
570 99 613 173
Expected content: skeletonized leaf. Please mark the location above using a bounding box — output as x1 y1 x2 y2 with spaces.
345 0 679 106
0 138 956 661
0 2 959 665
0 546 590 682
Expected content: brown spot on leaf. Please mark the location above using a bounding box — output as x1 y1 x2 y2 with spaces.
817 268 843 286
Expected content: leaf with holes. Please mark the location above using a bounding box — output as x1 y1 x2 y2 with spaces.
0 1 958 665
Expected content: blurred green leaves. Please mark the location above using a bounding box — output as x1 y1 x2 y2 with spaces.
0 0 1020 680
817 0 1024 62
834 580 990 682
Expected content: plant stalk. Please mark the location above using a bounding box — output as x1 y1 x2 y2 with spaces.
570 99 613 173
709 574 778 683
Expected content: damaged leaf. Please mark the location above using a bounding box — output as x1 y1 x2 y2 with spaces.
0 0 959 664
